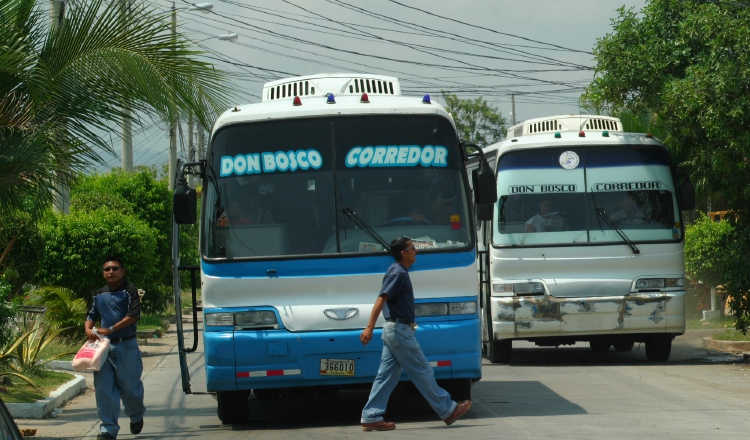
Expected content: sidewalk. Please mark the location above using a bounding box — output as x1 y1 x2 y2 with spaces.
13 327 180 440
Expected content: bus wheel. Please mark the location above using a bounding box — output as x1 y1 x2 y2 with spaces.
253 388 282 400
613 340 635 352
589 340 611 352
439 378 472 401
217 391 250 424
489 339 512 363
645 334 672 362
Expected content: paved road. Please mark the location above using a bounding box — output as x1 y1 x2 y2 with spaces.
17 326 750 439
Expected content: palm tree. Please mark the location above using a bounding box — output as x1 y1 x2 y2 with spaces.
0 0 231 218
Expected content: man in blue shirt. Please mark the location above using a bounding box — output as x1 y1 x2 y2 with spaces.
359 237 471 431
85 255 145 440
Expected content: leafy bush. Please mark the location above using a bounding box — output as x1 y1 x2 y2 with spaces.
36 208 159 307
25 286 88 339
0 210 44 296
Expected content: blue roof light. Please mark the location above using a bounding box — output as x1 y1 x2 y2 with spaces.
326 93 336 104
422 94 431 104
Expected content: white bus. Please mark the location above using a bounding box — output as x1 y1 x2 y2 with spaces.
172 73 496 423
475 115 695 363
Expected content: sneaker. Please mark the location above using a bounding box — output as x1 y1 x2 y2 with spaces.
96 433 116 440
130 418 143 434
361 420 396 431
444 400 472 425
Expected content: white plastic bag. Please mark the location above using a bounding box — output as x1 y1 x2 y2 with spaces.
72 332 110 372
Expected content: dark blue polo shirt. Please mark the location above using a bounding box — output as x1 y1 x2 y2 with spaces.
380 262 415 323
87 280 141 339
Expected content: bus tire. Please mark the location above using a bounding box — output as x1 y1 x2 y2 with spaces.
439 378 472 401
216 390 250 424
590 340 611 352
613 340 635 352
645 334 672 362
489 339 512 363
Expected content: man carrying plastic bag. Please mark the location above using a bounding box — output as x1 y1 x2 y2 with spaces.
84 255 145 440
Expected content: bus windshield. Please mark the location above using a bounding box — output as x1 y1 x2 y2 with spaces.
492 146 681 247
203 115 472 259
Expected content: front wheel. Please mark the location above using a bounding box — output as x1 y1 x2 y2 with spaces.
439 378 471 401
488 339 512 363
645 334 672 362
613 340 635 352
217 390 250 424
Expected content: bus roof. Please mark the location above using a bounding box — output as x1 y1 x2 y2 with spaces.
213 73 452 133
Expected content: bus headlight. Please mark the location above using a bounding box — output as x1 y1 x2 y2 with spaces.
492 282 545 295
205 313 233 326
415 301 477 317
635 278 684 290
236 311 279 329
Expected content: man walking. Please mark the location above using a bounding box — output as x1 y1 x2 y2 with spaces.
359 236 471 431
85 255 145 439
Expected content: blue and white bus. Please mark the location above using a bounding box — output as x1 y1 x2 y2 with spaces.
473 115 695 364
172 73 496 423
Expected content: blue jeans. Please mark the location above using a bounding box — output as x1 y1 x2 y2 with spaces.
93 338 145 438
361 322 456 423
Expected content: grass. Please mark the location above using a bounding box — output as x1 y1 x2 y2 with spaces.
686 315 735 330
0 370 75 403
137 315 171 331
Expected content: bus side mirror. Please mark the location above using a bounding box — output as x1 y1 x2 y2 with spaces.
174 177 197 224
678 181 696 211
476 202 494 221
472 160 497 205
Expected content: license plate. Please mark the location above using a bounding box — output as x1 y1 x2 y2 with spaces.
320 358 355 376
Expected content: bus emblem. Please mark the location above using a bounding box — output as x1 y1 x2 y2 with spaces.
324 308 359 320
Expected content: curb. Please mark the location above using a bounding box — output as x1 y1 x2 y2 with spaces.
702 336 750 353
6 369 88 419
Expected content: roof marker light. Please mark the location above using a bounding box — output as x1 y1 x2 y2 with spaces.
326 93 336 104
646 133 653 138
554 132 561 139
360 93 370 103
578 130 586 137
293 96 302 106
422 94 431 104
602 131 609 137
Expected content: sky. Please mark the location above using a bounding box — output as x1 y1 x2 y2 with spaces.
95 0 649 172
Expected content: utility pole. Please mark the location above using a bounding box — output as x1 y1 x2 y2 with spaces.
187 113 195 187
120 0 133 171
169 2 178 191
511 94 516 126
50 0 70 214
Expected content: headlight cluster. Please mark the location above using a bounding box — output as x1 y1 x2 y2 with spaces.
205 311 279 329
635 278 684 289
415 301 477 317
492 281 545 295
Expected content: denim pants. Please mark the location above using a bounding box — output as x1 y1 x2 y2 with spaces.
93 337 145 437
361 322 456 423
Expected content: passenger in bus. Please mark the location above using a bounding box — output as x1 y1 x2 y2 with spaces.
218 184 273 226
610 194 647 225
525 197 564 232
359 236 472 431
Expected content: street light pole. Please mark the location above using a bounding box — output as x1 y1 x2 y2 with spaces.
120 0 133 172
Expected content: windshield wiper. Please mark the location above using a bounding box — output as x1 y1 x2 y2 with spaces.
341 206 391 253
595 208 640 254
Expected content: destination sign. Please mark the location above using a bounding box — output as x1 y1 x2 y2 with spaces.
594 181 660 191
508 184 577 194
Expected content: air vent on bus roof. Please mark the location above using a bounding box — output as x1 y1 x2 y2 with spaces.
263 74 400 102
526 118 565 135
582 117 620 131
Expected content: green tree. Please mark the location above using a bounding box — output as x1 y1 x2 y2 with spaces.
440 91 507 147
583 0 750 331
0 0 230 218
684 212 732 290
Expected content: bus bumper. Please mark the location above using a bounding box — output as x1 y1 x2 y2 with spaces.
204 318 481 392
489 291 686 341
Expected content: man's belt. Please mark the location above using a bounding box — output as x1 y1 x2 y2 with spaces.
108 333 137 344
385 318 417 329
